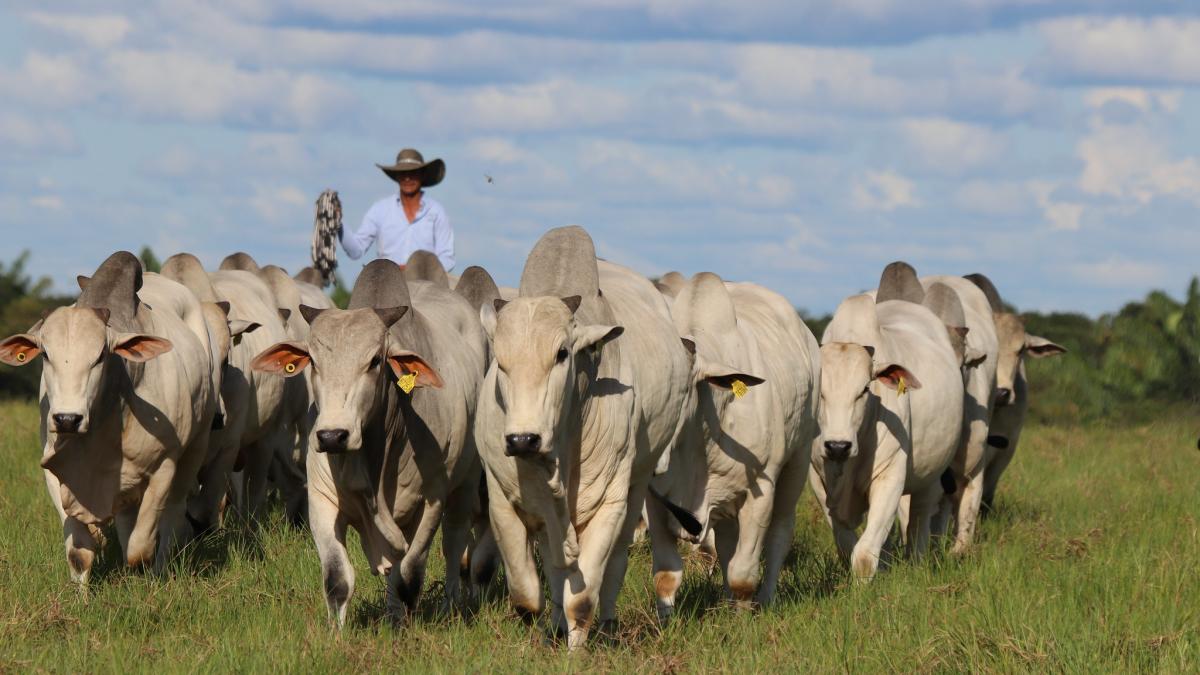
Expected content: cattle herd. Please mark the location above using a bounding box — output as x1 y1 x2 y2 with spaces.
0 226 1067 650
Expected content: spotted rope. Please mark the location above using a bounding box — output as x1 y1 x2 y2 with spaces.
311 189 342 288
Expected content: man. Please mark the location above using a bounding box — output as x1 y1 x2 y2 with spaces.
341 148 455 271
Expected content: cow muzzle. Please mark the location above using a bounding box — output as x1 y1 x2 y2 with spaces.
823 440 852 462
52 413 85 434
995 388 1013 406
504 433 542 457
315 428 351 453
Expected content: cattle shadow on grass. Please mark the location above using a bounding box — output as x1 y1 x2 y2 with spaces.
83 518 268 585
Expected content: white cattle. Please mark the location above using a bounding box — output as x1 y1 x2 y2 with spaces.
963 274 1066 514
0 252 216 581
475 226 691 649
918 275 1000 553
207 269 290 522
252 259 487 625
811 293 964 579
648 272 820 618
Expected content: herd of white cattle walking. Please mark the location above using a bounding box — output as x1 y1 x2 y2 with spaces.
0 226 1066 650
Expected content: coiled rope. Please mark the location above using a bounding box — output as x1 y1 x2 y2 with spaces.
311 189 342 288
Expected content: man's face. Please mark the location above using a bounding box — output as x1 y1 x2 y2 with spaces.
397 172 422 196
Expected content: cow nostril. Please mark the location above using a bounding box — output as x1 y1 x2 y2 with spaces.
211 412 226 430
995 388 1012 405
823 440 851 461
504 433 542 457
53 413 83 433
316 429 350 452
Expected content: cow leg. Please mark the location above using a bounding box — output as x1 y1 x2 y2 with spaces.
310 490 353 627
127 455 179 569
597 480 648 635
486 477 542 622
952 469 986 555
387 500 444 624
467 522 499 602
757 452 809 607
63 516 98 586
272 436 308 527
245 429 288 523
906 485 941 561
850 458 905 582
440 482 477 613
115 506 137 555
154 427 210 573
646 492 685 622
724 487 774 610
559 499 628 651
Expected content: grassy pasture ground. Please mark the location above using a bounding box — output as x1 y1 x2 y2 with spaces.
0 398 1196 672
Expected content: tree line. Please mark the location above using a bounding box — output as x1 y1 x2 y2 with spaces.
2 250 1197 425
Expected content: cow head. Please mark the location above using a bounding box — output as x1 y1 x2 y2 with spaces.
480 295 622 459
679 335 765 418
992 312 1066 406
0 306 172 434
250 305 439 453
817 342 921 462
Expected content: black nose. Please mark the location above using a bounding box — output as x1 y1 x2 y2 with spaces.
53 413 83 433
995 388 1012 405
211 412 226 430
316 429 350 453
823 440 851 461
505 433 542 457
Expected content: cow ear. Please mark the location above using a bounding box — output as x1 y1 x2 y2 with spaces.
215 301 231 317
387 349 443 389
863 345 876 359
299 305 325 325
1025 334 1066 358
374 306 409 328
77 275 90 291
493 298 508 313
573 323 623 353
250 341 310 377
874 363 921 390
953 326 969 339
964 345 987 369
112 334 173 362
278 308 291 323
229 320 261 339
479 303 497 341
704 369 765 391
0 334 42 366
680 337 696 355
561 296 582 314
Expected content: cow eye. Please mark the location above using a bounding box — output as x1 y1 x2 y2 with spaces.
369 355 382 370
555 347 569 364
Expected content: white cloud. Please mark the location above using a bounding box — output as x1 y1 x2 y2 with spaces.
1068 256 1167 288
103 49 356 129
0 52 94 108
29 195 65 211
465 137 530 165
0 112 77 154
1084 87 1182 114
249 184 309 224
25 12 132 49
900 117 1005 172
851 170 919 211
1039 17 1200 85
417 79 631 133
954 180 1036 217
1077 123 1200 206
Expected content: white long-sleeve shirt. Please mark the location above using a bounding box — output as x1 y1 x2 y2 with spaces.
340 193 455 271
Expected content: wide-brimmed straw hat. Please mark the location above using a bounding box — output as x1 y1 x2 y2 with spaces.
376 148 445 187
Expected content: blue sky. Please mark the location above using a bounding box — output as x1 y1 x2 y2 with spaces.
2 2 1198 315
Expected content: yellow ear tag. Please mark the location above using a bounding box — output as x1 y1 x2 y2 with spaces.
284 362 296 374
397 372 417 394
897 375 907 396
730 379 748 398
16 352 26 362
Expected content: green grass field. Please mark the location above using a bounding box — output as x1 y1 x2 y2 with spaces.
0 398 1196 672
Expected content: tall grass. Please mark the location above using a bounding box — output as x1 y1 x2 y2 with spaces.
0 399 1196 671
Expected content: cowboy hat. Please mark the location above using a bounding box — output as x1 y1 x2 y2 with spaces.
376 148 445 187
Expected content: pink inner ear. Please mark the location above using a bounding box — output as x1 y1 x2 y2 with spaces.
0 336 40 366
389 355 444 389
114 336 173 361
876 365 922 390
